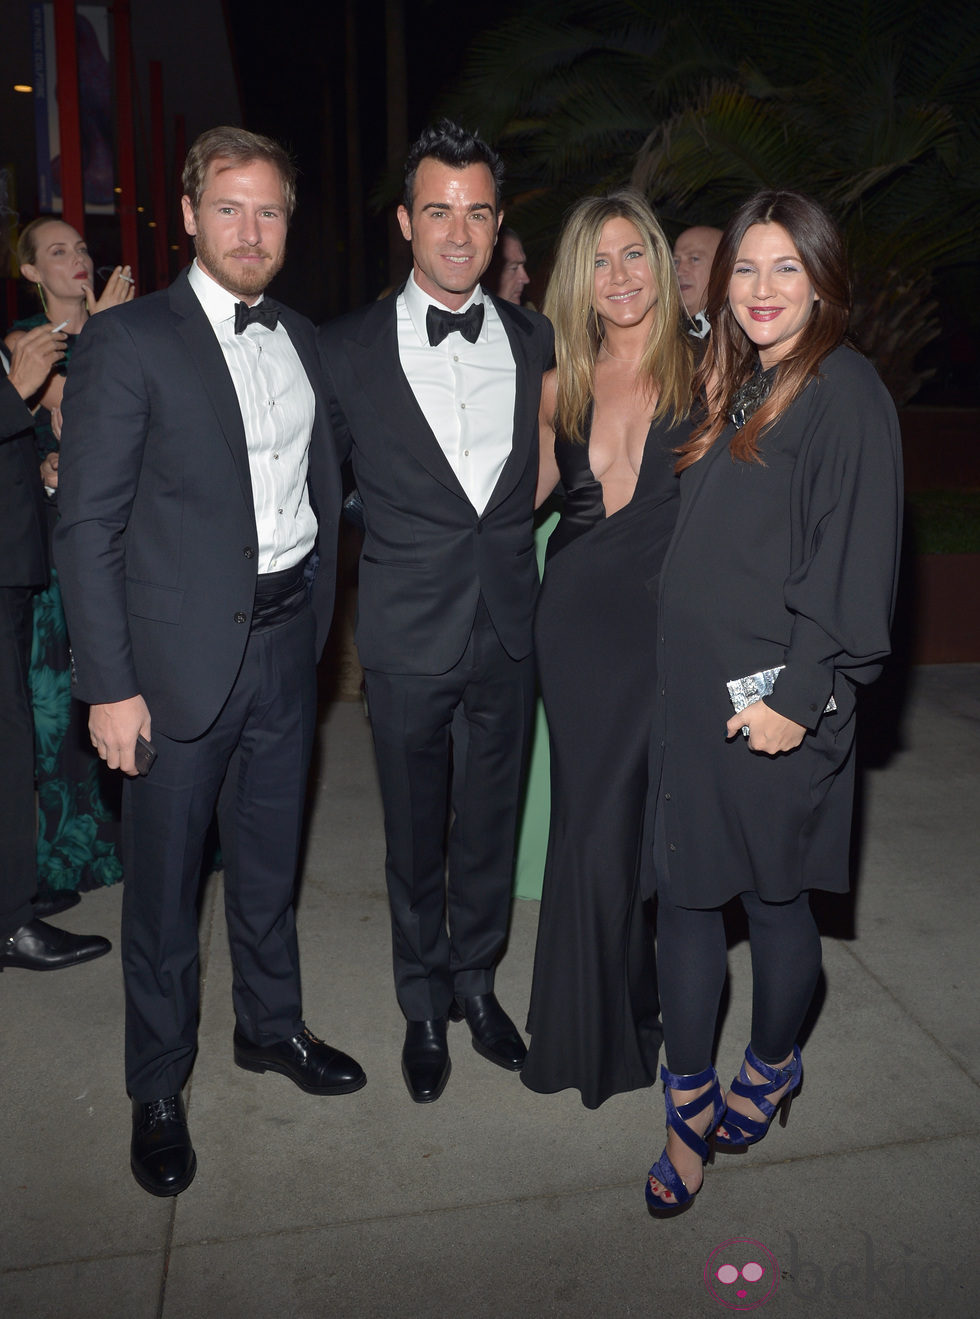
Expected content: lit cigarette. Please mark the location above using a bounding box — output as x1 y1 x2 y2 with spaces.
51 320 69 333
119 273 135 284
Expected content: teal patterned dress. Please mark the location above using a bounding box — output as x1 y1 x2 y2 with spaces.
13 313 123 897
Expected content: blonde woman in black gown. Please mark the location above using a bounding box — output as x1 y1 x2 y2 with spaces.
521 191 692 1108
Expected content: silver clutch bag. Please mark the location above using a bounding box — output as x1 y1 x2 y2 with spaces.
727 666 836 737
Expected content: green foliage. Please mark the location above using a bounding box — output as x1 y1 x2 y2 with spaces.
906 491 980 555
445 0 980 402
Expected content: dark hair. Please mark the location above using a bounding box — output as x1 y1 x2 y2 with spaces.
678 190 850 471
402 119 504 213
182 126 297 220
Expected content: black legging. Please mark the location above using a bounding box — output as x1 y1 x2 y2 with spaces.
656 889 822 1076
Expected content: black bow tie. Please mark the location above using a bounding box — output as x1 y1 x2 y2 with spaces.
234 299 280 334
426 302 484 347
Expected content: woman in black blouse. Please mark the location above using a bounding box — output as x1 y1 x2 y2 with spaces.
645 191 903 1211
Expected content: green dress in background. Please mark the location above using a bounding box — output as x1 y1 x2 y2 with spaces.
513 499 560 900
12 313 123 898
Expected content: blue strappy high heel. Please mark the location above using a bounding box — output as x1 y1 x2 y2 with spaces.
714 1044 802 1148
645 1063 724 1212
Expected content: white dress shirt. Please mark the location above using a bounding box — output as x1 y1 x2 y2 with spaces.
188 260 317 573
397 272 516 515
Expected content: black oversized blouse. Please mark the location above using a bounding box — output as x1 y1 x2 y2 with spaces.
652 345 903 908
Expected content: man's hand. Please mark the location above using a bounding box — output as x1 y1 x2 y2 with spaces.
83 265 135 314
40 450 59 490
89 694 151 775
6 324 67 401
726 700 806 755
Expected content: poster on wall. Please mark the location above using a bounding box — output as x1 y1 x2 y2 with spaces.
32 2 115 215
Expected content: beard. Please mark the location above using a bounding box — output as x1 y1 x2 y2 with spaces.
193 232 285 299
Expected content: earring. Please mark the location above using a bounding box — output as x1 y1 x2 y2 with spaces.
37 282 50 318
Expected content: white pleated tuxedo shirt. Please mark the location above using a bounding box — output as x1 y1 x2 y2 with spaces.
397 272 516 516
188 259 316 573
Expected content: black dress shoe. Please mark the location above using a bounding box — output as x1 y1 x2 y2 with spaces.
450 992 527 1071
131 1094 197 1197
233 1026 366 1095
401 1018 451 1103
33 890 81 919
0 919 110 972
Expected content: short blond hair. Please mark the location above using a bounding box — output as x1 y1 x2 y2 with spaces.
182 126 297 220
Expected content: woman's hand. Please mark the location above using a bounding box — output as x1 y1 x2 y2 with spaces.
535 369 560 508
726 699 806 754
5 324 67 401
83 265 135 314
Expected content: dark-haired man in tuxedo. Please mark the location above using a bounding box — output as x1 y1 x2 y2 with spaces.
319 120 553 1103
55 126 364 1197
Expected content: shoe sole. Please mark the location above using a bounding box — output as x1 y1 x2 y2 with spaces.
0 946 111 972
448 1004 525 1071
469 1038 526 1072
131 1150 197 1198
234 1053 367 1096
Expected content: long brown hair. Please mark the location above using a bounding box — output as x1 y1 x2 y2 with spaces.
677 191 850 472
543 189 692 443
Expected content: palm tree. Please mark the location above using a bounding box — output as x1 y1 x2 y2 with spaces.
446 0 980 401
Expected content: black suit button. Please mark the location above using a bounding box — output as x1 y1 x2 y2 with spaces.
234 611 247 624
475 522 483 535
243 547 254 559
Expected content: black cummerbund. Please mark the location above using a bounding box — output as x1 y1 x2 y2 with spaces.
250 557 309 633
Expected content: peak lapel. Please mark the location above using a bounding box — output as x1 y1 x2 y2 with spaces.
344 298 469 501
480 295 535 517
168 271 254 515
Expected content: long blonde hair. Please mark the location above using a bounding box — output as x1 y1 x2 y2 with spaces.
543 189 692 443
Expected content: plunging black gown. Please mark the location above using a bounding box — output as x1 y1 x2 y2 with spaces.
521 410 680 1108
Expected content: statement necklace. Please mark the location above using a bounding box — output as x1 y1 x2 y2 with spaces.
728 363 777 429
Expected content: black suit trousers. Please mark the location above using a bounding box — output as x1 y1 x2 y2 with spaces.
0 585 39 935
364 600 534 1021
121 604 317 1100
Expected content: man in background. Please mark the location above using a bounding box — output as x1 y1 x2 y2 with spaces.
489 225 531 305
1 327 110 973
672 225 722 337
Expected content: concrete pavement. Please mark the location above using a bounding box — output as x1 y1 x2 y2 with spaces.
1 663 977 1318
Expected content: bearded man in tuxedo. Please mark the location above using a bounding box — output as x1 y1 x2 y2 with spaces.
56 127 364 1196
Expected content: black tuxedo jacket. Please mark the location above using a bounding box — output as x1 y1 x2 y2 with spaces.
317 291 553 674
0 347 48 589
54 268 341 740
